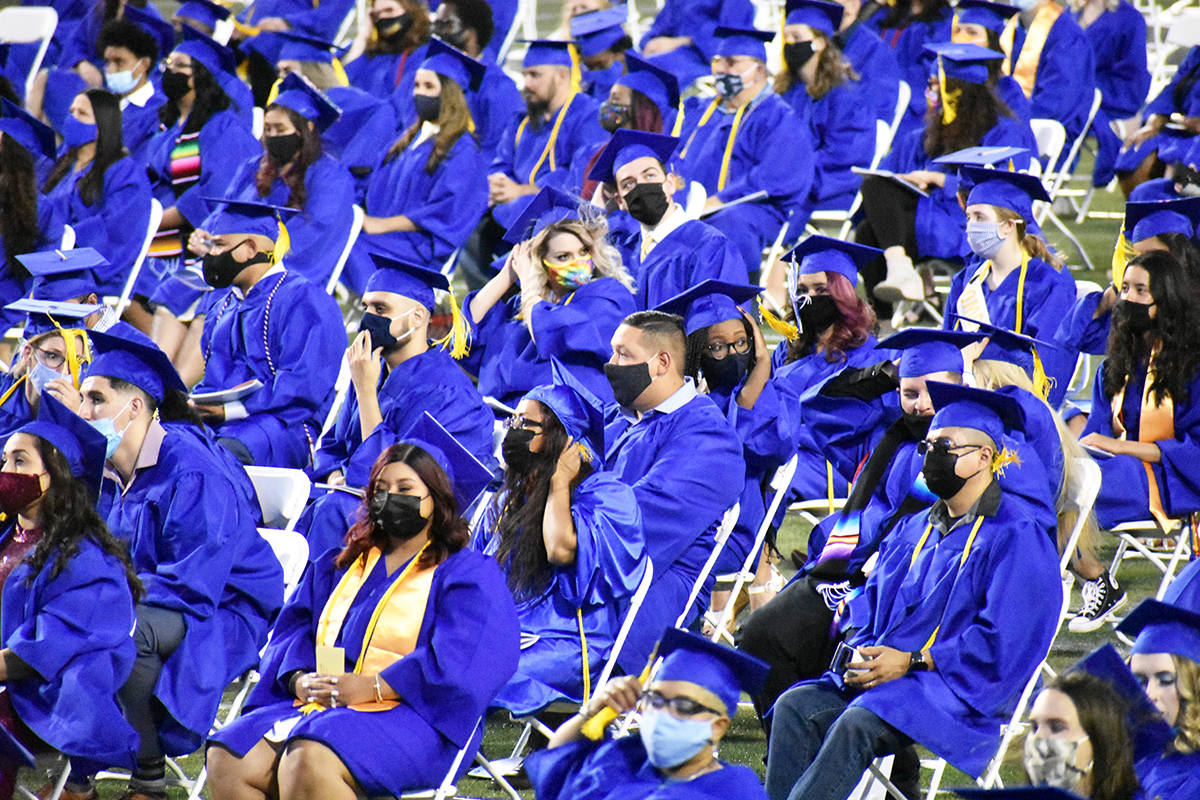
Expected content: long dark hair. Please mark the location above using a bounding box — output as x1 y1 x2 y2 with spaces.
158 59 230 130
256 105 321 209
684 315 757 382
387 77 476 174
0 133 41 276
42 89 126 206
923 78 1013 159
1155 232 1200 290
24 436 142 598
880 0 950 29
629 88 664 133
1104 250 1200 406
338 443 469 571
784 270 876 364
490 402 592 599
1047 671 1141 800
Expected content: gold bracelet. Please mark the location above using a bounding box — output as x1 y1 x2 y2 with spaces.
374 674 383 703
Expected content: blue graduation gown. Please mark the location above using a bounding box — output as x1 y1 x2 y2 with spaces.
490 94 608 230
472 65 524 163
237 0 356 61
837 485 1062 777
475 473 646 715
1006 10 1097 154
195 269 345 469
1 536 139 771
890 8 952 132
1054 290 1110 358
461 277 636 407
639 0 756 88
526 736 769 800
629 218 747 310
838 23 902 122
211 546 520 795
1118 47 1200 171
781 78 876 216
37 155 152 297
1080 2 1149 120
99 422 284 755
345 45 428 101
996 76 1033 124
603 388 745 671
1138 749 1200 800
323 86 398 189
121 90 168 165
344 132 488 294
0 373 34 441
1082 366 1200 528
944 255 1078 407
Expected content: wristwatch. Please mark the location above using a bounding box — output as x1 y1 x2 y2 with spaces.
908 650 931 672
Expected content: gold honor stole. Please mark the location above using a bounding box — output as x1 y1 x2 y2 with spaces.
311 544 438 712
679 97 753 192
1111 352 1177 531
954 251 1031 334
1000 1 1065 100
514 93 579 185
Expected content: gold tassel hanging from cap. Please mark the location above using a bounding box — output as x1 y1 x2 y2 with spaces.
671 100 684 136
991 447 1021 476
568 42 582 94
758 298 799 341
265 77 282 106
938 58 960 126
270 218 291 264
47 315 92 387
433 289 472 359
1112 228 1134 289
1031 348 1053 401
332 57 350 87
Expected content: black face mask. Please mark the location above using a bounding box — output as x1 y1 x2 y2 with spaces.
900 412 931 440
162 69 191 102
1114 299 1156 337
701 351 751 391
599 100 630 132
921 444 983 500
368 492 427 541
624 181 671 227
264 132 302 165
798 294 841 333
432 15 469 50
202 240 268 289
501 428 537 474
604 361 654 408
375 13 412 38
784 41 816 71
357 312 400 351
414 93 442 123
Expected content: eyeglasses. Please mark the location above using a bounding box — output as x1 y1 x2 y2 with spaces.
704 338 751 358
159 58 192 74
640 689 722 718
33 347 67 370
505 415 544 432
916 437 982 457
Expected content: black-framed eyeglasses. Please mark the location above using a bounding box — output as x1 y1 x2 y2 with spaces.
33 347 66 370
505 415 544 432
640 689 721 718
704 338 751 358
916 437 982 457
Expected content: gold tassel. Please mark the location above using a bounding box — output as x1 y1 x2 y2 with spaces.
231 18 262 37
991 447 1022 477
49 316 91 387
433 290 472 359
1031 348 1054 401
938 59 960 126
758 298 799 341
568 43 582 94
331 57 350 87
265 77 282 106
271 219 291 263
298 701 325 715
1112 229 1133 289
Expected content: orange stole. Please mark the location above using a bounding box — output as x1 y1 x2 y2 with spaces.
1111 354 1177 531
1000 1 1064 100
314 545 437 712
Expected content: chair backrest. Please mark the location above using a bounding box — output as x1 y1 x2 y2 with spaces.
1029 118 1067 176
871 118 894 171
251 106 265 140
258 527 309 597
325 205 364 295
0 7 58 100
1058 457 1101 577
1075 279 1102 299
1165 7 1200 47
594 559 654 689
244 466 313 530
1045 87 1102 191
113 198 163 316
673 502 740 628
316 354 352 447
889 80 912 138
59 224 75 250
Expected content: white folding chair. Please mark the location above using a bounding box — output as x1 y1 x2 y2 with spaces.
325 205 365 295
59 225 75 251
1034 89 1103 272
244 465 313 530
0 6 58 100
258 527 310 597
316 353 352 448
675 503 741 630
1109 516 1195 603
251 106 265 139
108 198 163 317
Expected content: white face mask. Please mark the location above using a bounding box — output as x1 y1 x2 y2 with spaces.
105 63 144 95
1024 734 1092 793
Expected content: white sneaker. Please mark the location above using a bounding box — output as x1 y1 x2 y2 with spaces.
874 252 925 303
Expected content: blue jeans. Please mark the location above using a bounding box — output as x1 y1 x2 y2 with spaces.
764 681 912 800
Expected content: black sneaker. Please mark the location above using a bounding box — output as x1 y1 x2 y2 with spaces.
1069 571 1127 633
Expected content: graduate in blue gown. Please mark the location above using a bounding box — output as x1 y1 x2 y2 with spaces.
601 310 745 671
342 0 431 100
527 628 770 800
885 0 953 138
38 88 152 298
676 26 813 277
207 439 520 798
19 248 127 336
587 129 746 309
833 0 903 122
463 187 636 407
944 167 1078 407
342 39 489 294
234 0 356 67
475 361 645 715
639 0 755 88
570 8 632 105
189 199 344 469
949 0 1034 124
1117 46 1200 195
79 330 283 799
0 396 141 797
0 110 55 326
97 13 169 164
763 384 1062 799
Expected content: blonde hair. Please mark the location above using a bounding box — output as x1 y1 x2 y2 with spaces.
517 212 633 316
993 206 1066 271
973 359 1099 563
1173 655 1200 754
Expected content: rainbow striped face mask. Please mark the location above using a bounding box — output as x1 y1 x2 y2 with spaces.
543 257 593 290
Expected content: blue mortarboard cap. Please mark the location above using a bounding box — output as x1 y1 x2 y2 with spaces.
924 42 1004 85
276 30 342 64
653 279 761 335
927 380 1026 443
783 235 882 287
177 24 236 77
955 0 1019 32
1123 197 1200 242
1162 558 1200 612
365 254 450 310
656 628 770 716
714 26 775 61
6 298 101 338
963 167 1050 222
17 394 108 500
204 197 298 239
1117 598 1200 665
877 327 981 378
175 0 231 30
569 8 628 57
501 187 581 245
0 98 57 160
932 145 1029 170
951 314 1059 375
587 129 678 184
784 0 843 36
619 51 679 111
1068 643 1174 761
953 789 1085 800
86 328 187 403
400 411 494 512
421 37 487 92
521 39 575 68
524 359 608 461
41 70 88 133
124 6 176 62
19 248 106 301
272 72 341 132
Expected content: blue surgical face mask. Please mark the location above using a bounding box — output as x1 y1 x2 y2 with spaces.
966 220 1007 260
61 115 97 148
638 708 713 769
88 401 133 459
105 64 143 95
29 361 65 395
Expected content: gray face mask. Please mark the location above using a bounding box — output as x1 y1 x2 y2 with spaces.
1023 734 1092 793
